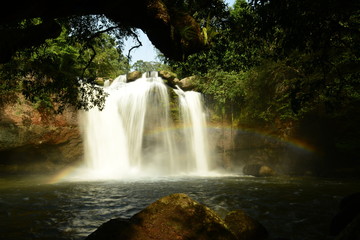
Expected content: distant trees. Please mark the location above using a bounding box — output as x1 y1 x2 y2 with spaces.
132 60 170 72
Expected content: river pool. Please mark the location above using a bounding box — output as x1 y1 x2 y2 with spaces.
0 175 358 240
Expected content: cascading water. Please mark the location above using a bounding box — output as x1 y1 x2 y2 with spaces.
79 72 213 179
175 86 210 174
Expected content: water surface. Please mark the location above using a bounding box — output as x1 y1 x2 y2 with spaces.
0 176 358 240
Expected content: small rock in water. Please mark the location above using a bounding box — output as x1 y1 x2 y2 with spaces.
243 164 275 177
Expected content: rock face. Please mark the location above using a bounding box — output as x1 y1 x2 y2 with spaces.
86 193 267 240
0 94 82 173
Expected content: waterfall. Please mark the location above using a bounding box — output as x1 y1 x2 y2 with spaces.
175 86 210 174
79 72 213 179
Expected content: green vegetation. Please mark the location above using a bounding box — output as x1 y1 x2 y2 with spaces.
165 0 360 167
169 0 360 126
0 16 131 112
132 60 171 72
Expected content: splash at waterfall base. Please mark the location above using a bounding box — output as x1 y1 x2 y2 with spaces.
54 71 329 182
76 72 216 180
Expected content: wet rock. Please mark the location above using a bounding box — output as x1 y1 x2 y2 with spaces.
243 164 275 177
158 70 177 81
158 70 179 88
86 193 237 240
225 210 268 240
330 192 360 239
157 71 197 90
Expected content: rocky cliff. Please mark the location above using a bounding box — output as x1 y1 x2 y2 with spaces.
0 94 82 174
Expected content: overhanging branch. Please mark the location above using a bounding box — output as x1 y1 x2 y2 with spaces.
127 30 143 61
81 45 96 80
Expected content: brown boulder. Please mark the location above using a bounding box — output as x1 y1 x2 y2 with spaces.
127 71 142 83
158 70 180 88
86 193 237 240
158 70 177 81
178 76 197 90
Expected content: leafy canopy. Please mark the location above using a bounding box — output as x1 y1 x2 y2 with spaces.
169 0 360 126
0 15 132 112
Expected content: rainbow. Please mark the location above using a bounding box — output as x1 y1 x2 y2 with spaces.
46 123 318 184
206 122 318 154
46 163 82 184
145 122 318 154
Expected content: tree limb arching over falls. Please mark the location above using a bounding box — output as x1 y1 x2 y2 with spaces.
0 0 206 63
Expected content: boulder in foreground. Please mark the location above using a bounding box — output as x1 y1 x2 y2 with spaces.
86 193 267 240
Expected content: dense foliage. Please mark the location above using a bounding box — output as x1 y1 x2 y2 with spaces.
132 60 171 72
0 16 131 112
166 0 360 166
170 0 360 126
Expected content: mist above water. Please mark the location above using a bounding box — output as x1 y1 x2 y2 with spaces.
78 72 215 180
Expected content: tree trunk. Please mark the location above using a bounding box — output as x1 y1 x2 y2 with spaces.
0 0 206 63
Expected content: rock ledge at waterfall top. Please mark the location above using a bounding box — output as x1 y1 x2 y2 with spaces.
119 70 197 91
86 193 268 240
158 70 197 91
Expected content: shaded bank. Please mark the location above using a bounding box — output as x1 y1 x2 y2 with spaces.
207 114 360 178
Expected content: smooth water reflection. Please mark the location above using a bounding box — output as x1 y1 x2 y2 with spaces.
0 176 358 240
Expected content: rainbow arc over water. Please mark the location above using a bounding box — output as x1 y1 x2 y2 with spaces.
47 123 318 184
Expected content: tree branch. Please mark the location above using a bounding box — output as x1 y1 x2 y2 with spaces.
81 45 97 80
127 30 143 61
